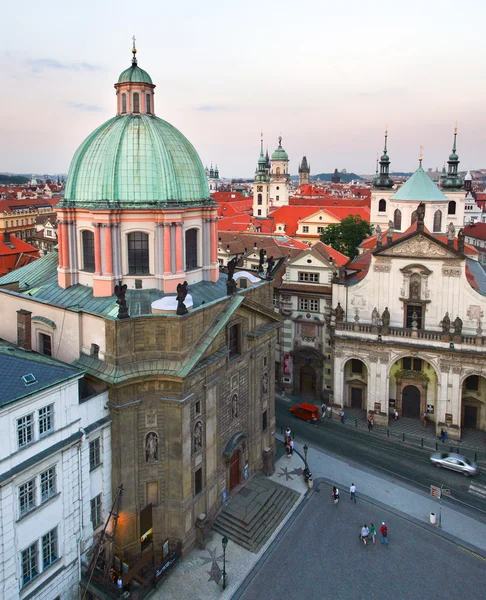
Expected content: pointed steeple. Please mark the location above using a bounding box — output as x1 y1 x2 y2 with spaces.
441 126 463 190
373 129 394 189
255 133 270 183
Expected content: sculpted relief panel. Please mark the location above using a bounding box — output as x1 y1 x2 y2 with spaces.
386 237 448 257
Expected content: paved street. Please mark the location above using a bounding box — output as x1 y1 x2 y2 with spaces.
235 483 486 600
276 399 486 514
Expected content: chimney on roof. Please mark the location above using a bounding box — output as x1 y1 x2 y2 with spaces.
387 221 394 245
17 309 32 351
3 230 10 244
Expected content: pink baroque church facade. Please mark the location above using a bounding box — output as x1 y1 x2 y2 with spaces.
57 44 219 296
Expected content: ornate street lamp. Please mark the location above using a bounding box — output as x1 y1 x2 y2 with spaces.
222 536 228 590
303 444 308 466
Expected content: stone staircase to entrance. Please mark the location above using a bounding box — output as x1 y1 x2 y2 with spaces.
212 476 300 553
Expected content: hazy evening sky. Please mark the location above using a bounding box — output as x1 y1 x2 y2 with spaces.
1 0 485 178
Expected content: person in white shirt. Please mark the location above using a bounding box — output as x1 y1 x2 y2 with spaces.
350 483 357 503
360 524 370 545
289 439 294 454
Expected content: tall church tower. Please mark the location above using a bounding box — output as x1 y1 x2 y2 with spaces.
253 134 270 218
440 128 463 190
298 156 310 186
269 136 290 207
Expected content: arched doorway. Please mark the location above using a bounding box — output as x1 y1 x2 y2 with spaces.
461 375 485 430
300 365 317 397
229 449 241 490
402 385 421 418
343 358 368 410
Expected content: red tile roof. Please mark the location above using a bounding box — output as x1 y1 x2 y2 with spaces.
311 240 349 266
0 233 40 276
465 223 486 241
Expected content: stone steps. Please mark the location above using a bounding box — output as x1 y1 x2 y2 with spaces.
212 476 300 553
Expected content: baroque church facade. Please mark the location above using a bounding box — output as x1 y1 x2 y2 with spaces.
0 45 281 573
332 137 486 438
253 135 290 217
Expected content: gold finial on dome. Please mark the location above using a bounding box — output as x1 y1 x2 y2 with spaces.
132 35 137 66
419 145 424 164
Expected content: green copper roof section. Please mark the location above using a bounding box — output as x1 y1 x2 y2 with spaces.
63 114 212 209
391 165 448 202
271 136 289 161
118 65 153 85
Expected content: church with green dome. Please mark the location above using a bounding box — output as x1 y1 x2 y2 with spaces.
58 43 218 296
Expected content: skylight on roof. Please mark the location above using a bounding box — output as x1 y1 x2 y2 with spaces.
22 373 37 386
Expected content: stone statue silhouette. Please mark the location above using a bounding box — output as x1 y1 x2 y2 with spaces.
227 255 239 282
453 316 463 335
441 312 451 333
381 307 390 327
114 281 129 319
176 281 189 315
258 248 266 274
266 256 275 279
145 432 158 463
335 302 345 323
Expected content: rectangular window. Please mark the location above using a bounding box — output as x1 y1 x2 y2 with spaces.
38 405 54 436
132 92 140 113
310 299 319 312
262 410 268 431
466 375 479 391
21 543 38 586
273 294 279 307
229 324 240 358
91 494 102 529
81 230 95 272
17 414 33 448
402 357 412 370
299 298 309 311
195 468 202 495
317 227 324 233
195 401 201 415
405 304 423 329
302 226 309 233
146 94 151 114
128 232 149 275
40 467 56 502
298 272 319 283
19 479 36 516
89 438 101 471
39 333 52 356
42 528 57 569
351 359 363 374
413 358 422 371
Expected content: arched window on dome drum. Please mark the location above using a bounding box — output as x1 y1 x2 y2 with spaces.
276 167 281 175
121 93 127 114
132 92 140 113
185 228 198 270
411 210 418 224
448 201 456 215
146 94 151 114
81 230 95 273
378 199 386 212
433 210 442 232
393 209 402 230
257 193 262 205
128 232 149 274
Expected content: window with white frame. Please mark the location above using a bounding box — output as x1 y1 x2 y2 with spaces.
17 414 33 448
19 479 36 516
299 298 308 311
310 299 319 311
40 467 56 502
302 226 309 233
21 542 38 586
91 494 102 529
89 438 101 471
298 272 319 283
273 294 279 307
299 298 319 312
42 528 58 569
38 405 54 436
317 227 324 233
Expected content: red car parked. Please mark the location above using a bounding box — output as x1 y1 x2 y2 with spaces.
290 403 319 423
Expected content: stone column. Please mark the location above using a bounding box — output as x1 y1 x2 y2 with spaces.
104 224 113 275
93 223 102 275
332 350 345 415
175 222 183 273
155 223 165 277
210 218 217 265
163 223 172 274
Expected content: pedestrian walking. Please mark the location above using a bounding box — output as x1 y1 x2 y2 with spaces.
394 409 399 421
380 521 388 545
440 428 447 443
321 402 327 419
423 412 428 427
349 483 357 503
369 523 376 544
360 524 370 546
285 427 292 442
285 437 291 457
367 417 372 432
332 486 340 505
289 438 294 455
340 409 345 424
369 415 374 429
327 405 332 419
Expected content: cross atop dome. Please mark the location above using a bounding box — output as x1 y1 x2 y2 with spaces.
132 35 137 66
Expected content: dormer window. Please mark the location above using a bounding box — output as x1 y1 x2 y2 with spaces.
133 92 140 113
146 94 151 114
121 93 127 114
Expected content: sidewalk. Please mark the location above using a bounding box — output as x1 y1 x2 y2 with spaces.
277 391 486 463
149 435 486 600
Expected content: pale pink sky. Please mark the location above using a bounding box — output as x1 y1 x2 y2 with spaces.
1 0 485 177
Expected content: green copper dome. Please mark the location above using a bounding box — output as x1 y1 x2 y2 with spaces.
63 114 211 209
118 65 153 85
271 136 289 161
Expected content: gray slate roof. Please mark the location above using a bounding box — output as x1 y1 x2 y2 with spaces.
0 342 81 407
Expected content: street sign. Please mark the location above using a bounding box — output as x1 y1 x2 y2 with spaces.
430 485 441 498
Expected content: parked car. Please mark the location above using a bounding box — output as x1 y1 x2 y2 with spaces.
289 403 319 423
430 452 479 476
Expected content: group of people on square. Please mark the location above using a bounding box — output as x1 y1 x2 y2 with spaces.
284 427 294 457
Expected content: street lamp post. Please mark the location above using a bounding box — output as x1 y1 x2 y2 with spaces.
222 536 228 590
303 444 308 467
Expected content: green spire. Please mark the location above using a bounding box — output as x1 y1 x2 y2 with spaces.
441 126 463 190
255 133 270 183
373 128 394 189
